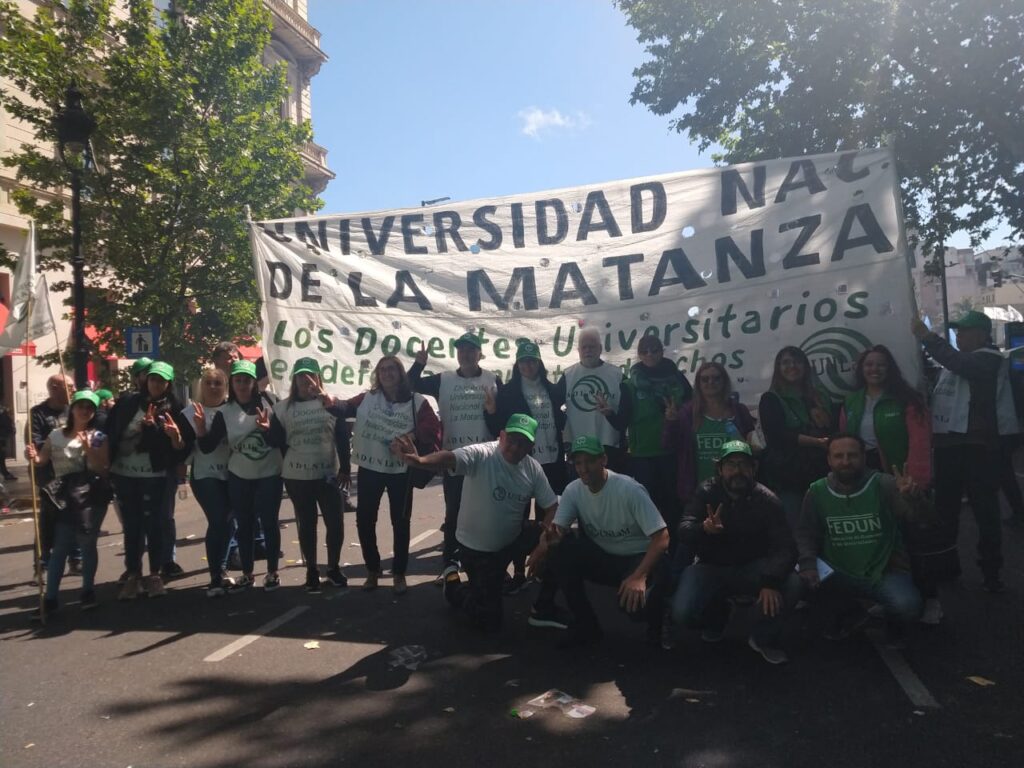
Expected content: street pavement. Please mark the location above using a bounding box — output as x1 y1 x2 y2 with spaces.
1 461 1022 768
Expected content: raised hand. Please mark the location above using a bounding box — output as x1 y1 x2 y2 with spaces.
390 433 418 461
663 396 679 422
595 392 613 416
143 403 158 427
255 406 270 432
892 462 917 496
414 343 428 366
161 416 181 441
702 503 725 535
910 317 929 340
192 402 207 436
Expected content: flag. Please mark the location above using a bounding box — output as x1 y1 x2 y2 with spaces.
0 222 56 354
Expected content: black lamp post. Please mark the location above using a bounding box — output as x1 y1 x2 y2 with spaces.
54 85 96 389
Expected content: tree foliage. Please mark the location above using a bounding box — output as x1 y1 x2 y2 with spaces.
616 0 1023 258
0 0 317 380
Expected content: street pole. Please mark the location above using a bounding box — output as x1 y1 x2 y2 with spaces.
938 240 951 343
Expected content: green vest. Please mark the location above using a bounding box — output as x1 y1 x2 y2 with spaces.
809 473 896 584
842 390 908 472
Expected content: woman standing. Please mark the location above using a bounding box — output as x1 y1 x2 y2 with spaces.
181 368 235 597
757 346 834 528
107 362 191 600
840 345 940 623
483 341 566 592
662 361 756 508
196 360 283 592
267 358 351 593
336 356 439 593
26 390 109 614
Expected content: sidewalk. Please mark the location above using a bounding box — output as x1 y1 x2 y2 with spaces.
1 458 37 510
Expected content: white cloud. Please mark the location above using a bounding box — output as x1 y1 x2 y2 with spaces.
517 106 591 140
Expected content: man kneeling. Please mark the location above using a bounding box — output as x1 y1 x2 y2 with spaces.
533 436 669 647
671 440 801 665
394 414 567 633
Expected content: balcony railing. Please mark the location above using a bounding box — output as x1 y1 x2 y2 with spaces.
265 0 321 49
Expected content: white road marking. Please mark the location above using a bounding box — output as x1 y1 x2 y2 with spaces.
868 630 940 708
408 528 440 548
203 606 310 662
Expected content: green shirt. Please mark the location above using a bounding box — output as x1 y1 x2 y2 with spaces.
694 416 740 485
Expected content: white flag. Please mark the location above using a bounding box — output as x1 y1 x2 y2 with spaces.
0 222 55 354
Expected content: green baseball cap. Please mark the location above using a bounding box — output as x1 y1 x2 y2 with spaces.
147 361 175 382
292 357 321 377
719 440 753 461
504 413 538 442
230 360 258 379
130 357 153 376
516 341 541 361
949 310 992 334
95 388 113 401
70 390 100 409
454 332 483 349
570 435 604 456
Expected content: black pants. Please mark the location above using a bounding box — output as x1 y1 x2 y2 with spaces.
998 435 1024 517
446 522 557 632
511 462 566 574
356 468 412 575
441 473 464 567
285 478 343 572
550 532 667 636
934 443 1002 577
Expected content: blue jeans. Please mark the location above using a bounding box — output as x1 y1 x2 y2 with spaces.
356 468 412 575
114 474 169 575
228 473 283 575
191 476 233 580
819 569 922 630
671 559 802 645
161 472 178 566
46 517 105 602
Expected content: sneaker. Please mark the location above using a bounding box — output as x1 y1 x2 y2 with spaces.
31 598 59 623
144 574 167 597
117 569 131 585
528 605 572 629
80 590 98 611
983 576 1006 594
118 574 142 601
161 562 186 581
502 572 529 595
393 574 408 595
919 598 944 625
231 574 254 591
220 573 237 589
748 635 789 665
305 570 323 594
343 499 356 513
207 580 227 598
700 627 726 643
325 568 348 588
263 573 281 592
362 571 379 591
434 563 459 586
67 559 83 576
442 569 461 603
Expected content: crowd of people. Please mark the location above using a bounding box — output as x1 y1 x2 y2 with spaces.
21 311 1020 663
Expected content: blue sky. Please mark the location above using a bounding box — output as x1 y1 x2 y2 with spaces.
307 1 1003 249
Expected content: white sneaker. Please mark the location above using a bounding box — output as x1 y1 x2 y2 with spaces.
144 574 167 598
919 598 943 625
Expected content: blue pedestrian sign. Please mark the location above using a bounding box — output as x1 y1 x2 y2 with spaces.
125 325 160 359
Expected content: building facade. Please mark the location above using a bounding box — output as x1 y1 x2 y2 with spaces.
0 0 333 453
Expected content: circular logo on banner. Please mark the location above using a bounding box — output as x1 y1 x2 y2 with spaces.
800 328 873 400
569 375 611 412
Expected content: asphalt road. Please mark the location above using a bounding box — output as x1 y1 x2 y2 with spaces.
1 464 1022 768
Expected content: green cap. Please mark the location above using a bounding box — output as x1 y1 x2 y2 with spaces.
230 360 257 379
504 413 538 442
95 389 113 401
949 310 992 334
719 440 753 461
292 357 321 377
147 361 175 382
130 357 153 376
454 332 483 349
516 342 541 361
570 435 604 456
70 390 100 409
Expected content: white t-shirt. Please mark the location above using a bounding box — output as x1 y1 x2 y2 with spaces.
453 441 558 553
273 398 338 480
222 401 283 480
521 377 559 465
554 471 666 556
859 395 880 450
438 370 498 450
352 391 428 474
47 429 88 478
562 361 623 446
184 403 229 481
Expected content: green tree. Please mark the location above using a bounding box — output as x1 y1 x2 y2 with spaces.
616 0 1023 259
0 0 317 381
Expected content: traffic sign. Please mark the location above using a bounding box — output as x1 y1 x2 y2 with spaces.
125 325 160 359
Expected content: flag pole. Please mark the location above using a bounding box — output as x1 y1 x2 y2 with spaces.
25 286 46 625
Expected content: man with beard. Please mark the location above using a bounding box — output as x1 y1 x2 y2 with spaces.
670 440 799 664
796 434 922 647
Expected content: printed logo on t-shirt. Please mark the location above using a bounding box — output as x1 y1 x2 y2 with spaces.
237 430 271 461
570 375 611 412
492 485 530 505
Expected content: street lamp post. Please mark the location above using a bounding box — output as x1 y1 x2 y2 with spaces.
54 85 96 389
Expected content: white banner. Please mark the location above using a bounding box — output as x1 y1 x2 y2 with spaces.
250 148 920 401
0 223 56 354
